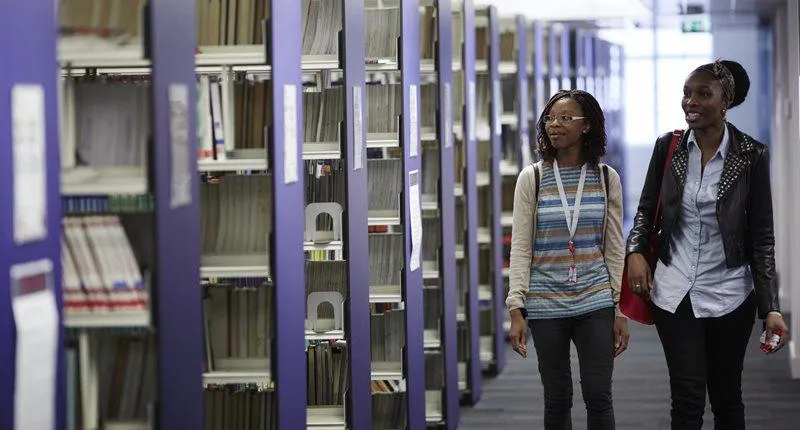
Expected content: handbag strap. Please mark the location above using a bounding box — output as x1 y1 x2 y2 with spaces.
652 130 683 227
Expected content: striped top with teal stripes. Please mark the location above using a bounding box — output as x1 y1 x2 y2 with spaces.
526 164 614 319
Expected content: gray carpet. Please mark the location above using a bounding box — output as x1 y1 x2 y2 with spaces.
459 319 800 429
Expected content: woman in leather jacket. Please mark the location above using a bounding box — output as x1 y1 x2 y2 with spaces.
626 59 790 430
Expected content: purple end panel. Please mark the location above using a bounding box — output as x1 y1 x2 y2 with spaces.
532 21 546 144
434 1 459 427
561 24 572 90
148 0 203 428
342 0 371 428
0 2 63 429
516 15 530 169
270 0 306 428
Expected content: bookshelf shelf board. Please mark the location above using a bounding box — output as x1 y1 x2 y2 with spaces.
104 421 150 430
502 267 510 278
59 36 148 68
370 361 403 380
453 122 464 140
480 351 494 363
369 285 403 303
367 211 401 226
456 312 466 322
500 113 518 126
307 406 346 429
476 122 491 141
61 167 147 196
64 311 150 328
498 61 517 74
305 330 345 341
423 329 441 349
421 196 438 211
500 211 513 227
425 390 443 422
422 268 439 280
198 156 268 173
366 133 400 149
479 335 493 361
452 59 463 72
458 380 467 390
303 142 342 160
477 227 491 244
202 370 271 386
454 184 463 197
499 160 519 176
200 255 269 278
365 57 399 71
455 244 464 260
303 241 344 253
301 55 341 71
478 284 492 301
420 128 436 141
476 171 490 187
420 59 435 74
195 45 267 67
475 60 488 73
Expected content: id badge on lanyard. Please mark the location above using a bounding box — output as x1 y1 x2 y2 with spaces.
553 161 588 283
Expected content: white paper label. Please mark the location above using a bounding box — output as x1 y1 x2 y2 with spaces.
11 84 47 244
353 86 364 170
444 83 453 149
409 84 419 158
11 259 58 430
168 84 192 208
493 78 501 136
409 170 422 272
468 81 477 141
283 84 299 184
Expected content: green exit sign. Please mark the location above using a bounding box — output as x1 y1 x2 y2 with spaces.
682 15 711 33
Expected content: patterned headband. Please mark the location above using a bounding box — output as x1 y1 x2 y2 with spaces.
697 60 736 108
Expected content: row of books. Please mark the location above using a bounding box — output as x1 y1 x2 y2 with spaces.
58 0 144 40
196 0 269 46
204 386 276 430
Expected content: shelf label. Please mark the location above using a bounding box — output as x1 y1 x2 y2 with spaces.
409 170 422 272
444 83 453 149
353 86 364 171
168 84 192 208
409 84 419 158
283 84 299 184
468 80 476 141
493 78 501 136
11 259 58 430
11 84 48 244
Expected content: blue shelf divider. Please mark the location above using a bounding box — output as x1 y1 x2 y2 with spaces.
516 15 531 168
400 0 426 428
0 2 63 429
149 1 203 428
342 1 371 428
486 5 506 377
560 24 572 90
270 0 306 428
531 21 547 145
435 0 460 426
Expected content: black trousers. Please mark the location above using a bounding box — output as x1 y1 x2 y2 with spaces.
653 292 756 430
528 307 616 430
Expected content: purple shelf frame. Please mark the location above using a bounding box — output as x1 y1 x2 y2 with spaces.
516 15 530 169
400 0 425 428
341 1 371 429
434 0 460 427
585 34 596 95
0 2 63 429
532 21 546 144
572 29 586 91
548 23 559 97
486 5 505 376
269 0 306 428
149 1 204 428
461 0 482 405
560 24 572 90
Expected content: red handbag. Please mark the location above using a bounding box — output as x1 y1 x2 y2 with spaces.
619 130 682 324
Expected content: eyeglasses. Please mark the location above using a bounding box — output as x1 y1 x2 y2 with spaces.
542 115 588 123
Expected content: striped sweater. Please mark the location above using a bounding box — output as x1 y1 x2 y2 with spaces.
506 161 626 319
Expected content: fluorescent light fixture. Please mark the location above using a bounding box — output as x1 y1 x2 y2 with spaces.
475 0 652 20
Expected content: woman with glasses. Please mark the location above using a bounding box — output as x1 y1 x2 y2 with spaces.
506 89 629 430
626 59 789 429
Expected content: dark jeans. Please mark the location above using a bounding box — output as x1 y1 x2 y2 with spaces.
653 292 756 430
528 307 616 430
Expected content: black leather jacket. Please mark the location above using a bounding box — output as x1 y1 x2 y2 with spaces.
626 123 780 318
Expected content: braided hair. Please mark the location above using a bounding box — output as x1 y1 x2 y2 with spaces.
536 89 607 165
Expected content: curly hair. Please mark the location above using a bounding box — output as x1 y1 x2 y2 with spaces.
536 89 607 165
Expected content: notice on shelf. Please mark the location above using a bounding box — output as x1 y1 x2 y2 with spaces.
168 84 192 208
409 170 422 272
468 81 477 141
493 78 501 136
11 259 58 430
283 84 299 184
353 86 364 170
11 84 48 245
444 83 453 149
409 84 419 158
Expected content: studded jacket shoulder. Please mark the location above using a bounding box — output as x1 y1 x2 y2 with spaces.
626 123 780 318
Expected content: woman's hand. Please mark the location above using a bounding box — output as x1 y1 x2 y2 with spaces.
509 309 528 358
763 312 790 354
613 316 630 358
626 253 653 301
